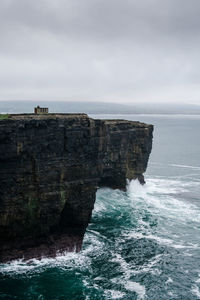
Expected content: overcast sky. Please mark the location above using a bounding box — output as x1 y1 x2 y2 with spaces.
1 0 200 104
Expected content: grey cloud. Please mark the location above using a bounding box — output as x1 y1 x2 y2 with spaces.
1 0 200 39
0 0 200 103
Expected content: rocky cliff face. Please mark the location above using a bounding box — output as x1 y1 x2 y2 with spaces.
0 114 153 262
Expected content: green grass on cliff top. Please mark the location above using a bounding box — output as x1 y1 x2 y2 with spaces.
0 114 10 120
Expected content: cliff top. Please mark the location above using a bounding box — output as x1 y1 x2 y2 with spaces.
103 119 152 128
0 113 88 120
0 113 152 128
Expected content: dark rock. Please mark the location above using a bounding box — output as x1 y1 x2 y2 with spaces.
0 114 153 262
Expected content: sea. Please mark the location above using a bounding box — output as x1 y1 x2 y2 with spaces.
0 110 200 300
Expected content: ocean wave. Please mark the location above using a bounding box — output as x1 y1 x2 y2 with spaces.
104 289 125 299
124 281 146 299
170 164 200 170
0 251 90 276
124 231 199 250
126 179 200 222
191 285 200 298
110 253 146 299
191 273 200 299
150 162 200 171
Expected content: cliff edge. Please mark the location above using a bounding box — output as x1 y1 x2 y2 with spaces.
0 114 153 262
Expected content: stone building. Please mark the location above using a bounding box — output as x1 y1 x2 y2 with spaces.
34 106 48 114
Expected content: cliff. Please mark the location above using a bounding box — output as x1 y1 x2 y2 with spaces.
0 114 153 262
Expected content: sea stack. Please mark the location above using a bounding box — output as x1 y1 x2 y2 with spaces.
0 114 153 262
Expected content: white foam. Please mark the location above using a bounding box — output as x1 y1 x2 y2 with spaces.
170 164 200 170
110 253 147 297
126 178 200 223
168 291 175 297
95 177 200 229
166 277 173 284
1 230 109 276
191 285 200 298
93 276 104 281
104 289 125 299
127 177 188 196
150 162 200 171
83 230 106 254
196 277 200 284
125 230 199 250
0 251 90 275
111 253 132 279
132 254 163 275
94 187 127 217
125 231 173 246
124 281 146 299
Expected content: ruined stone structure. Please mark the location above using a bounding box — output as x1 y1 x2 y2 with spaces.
34 106 48 114
0 114 153 262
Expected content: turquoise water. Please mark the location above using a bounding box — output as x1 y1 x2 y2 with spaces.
0 114 200 299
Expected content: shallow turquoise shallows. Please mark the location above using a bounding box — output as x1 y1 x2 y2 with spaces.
0 114 200 300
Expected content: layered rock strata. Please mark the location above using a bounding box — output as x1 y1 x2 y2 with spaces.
0 114 153 262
